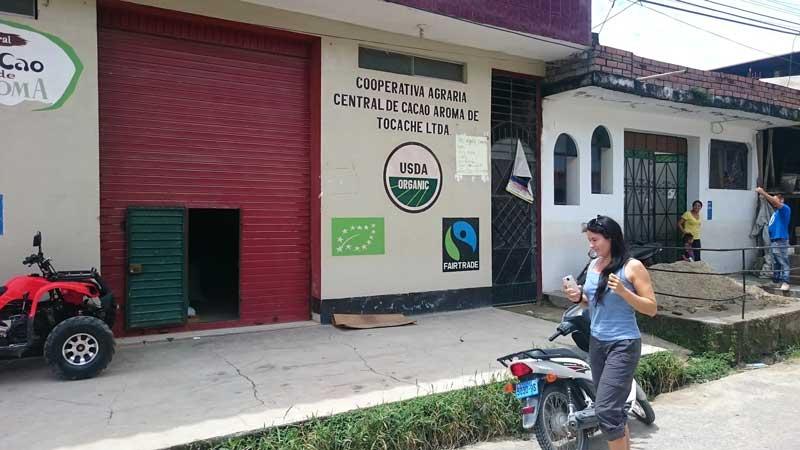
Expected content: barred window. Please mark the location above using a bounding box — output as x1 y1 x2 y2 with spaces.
710 140 748 190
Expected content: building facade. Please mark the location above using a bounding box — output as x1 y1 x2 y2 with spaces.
539 39 800 294
0 0 591 335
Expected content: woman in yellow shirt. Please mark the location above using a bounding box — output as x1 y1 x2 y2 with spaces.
678 200 703 261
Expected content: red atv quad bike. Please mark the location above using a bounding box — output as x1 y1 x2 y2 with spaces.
0 232 117 380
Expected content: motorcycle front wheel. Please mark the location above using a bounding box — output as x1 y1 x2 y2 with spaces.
533 383 589 450
631 382 656 425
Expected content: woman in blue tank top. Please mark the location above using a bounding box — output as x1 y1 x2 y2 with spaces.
564 215 657 450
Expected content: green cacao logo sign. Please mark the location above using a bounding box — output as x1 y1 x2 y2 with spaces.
0 19 83 111
383 142 442 213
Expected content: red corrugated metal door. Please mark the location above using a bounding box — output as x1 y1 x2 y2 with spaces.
98 4 312 332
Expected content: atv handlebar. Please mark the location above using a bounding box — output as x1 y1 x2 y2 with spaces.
23 254 39 266
547 329 562 341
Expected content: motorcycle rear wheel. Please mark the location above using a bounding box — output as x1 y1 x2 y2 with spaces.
533 384 589 450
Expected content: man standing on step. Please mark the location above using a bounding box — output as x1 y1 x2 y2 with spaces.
756 187 792 291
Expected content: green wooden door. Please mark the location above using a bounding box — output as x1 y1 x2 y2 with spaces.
126 207 187 329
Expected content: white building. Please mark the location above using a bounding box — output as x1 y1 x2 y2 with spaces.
539 39 800 295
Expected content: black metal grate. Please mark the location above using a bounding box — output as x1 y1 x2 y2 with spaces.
625 150 687 262
490 73 538 305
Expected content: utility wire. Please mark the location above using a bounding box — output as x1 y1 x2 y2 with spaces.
594 1 639 32
764 0 800 14
668 0 800 33
699 0 800 28
595 0 617 33
741 0 800 18
788 34 799 87
628 0 798 65
638 0 800 35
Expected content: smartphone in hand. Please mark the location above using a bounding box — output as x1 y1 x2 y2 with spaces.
562 275 579 292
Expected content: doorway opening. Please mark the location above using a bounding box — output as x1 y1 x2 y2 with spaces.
188 209 240 323
624 132 688 262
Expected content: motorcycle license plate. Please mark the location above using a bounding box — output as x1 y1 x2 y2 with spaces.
515 379 539 399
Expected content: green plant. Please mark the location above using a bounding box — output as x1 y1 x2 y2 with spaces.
635 351 686 397
187 382 524 450
684 352 734 384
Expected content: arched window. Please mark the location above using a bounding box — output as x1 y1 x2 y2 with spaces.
554 134 579 205
591 126 613 194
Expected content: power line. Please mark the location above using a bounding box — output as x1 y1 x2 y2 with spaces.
638 0 800 35
764 0 800 15
670 0 800 32
595 0 617 33
741 0 800 18
628 0 797 65
788 34 798 87
594 1 639 32
699 0 800 28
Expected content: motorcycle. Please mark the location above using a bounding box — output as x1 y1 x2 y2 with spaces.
497 304 655 450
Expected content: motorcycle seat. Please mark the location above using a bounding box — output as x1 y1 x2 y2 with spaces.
535 347 584 360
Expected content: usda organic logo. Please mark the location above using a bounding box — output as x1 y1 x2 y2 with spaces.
383 142 442 213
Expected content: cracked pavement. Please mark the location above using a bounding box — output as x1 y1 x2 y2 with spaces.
0 308 650 450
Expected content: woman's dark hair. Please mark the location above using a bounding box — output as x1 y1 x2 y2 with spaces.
584 215 630 304
683 233 694 243
692 200 703 208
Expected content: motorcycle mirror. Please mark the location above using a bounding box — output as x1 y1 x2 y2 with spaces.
33 232 42 248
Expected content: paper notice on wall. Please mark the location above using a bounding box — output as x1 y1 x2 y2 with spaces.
455 134 489 182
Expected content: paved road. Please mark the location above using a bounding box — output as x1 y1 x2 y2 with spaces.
464 359 800 450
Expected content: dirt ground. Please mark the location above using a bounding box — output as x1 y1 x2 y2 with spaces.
649 261 792 316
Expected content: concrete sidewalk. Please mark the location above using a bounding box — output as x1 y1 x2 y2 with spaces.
0 308 667 450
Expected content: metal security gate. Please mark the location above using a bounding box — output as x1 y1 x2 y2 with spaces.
98 3 313 332
624 132 687 262
490 72 539 305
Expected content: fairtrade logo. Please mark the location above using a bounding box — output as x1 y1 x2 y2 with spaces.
442 218 479 272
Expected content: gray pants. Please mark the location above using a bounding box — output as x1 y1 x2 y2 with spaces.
589 337 642 441
771 239 790 283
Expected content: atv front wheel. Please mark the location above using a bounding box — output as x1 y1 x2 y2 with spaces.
44 316 115 380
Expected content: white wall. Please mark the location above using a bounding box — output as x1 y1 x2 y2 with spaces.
540 96 759 293
0 1 99 280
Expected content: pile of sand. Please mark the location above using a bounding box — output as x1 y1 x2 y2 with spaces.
648 261 791 316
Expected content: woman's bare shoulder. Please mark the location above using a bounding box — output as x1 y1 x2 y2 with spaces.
625 258 647 277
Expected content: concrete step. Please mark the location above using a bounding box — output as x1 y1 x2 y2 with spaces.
543 290 573 309
761 285 800 298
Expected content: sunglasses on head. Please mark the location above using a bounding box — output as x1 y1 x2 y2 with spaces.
581 215 604 233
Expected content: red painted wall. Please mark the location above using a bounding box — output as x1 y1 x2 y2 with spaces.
386 0 591 46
